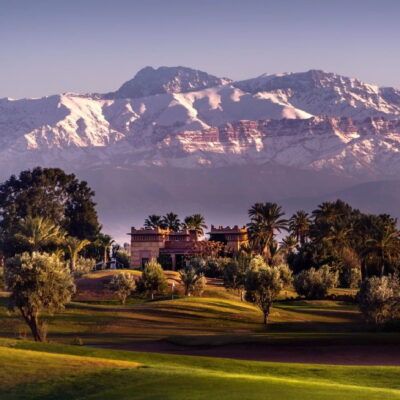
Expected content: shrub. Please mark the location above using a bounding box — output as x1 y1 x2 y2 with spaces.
108 273 136 304
136 259 167 299
193 275 207 297
116 251 130 269
179 266 207 296
358 275 400 326
294 265 338 299
204 257 230 278
73 257 96 278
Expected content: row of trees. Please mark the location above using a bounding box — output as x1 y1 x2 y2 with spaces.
108 259 207 304
244 200 400 326
144 213 207 235
246 200 400 282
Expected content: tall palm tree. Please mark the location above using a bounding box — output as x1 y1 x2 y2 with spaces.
363 225 400 277
14 216 64 252
64 236 90 271
96 233 115 265
289 210 311 245
144 215 164 229
312 201 341 226
247 202 288 254
280 234 298 255
184 214 208 236
162 212 181 232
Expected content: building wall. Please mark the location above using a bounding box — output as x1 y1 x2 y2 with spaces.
130 241 165 268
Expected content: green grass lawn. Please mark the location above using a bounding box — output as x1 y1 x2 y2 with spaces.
0 270 395 348
1 270 400 399
0 339 400 400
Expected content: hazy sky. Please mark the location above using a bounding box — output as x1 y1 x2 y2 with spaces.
1 0 399 98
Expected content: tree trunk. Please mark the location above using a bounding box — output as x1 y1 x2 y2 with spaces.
103 246 109 266
263 313 268 325
70 255 76 272
20 308 43 342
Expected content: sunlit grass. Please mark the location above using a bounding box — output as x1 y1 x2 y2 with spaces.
1 340 400 400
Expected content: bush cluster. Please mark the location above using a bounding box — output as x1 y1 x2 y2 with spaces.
293 266 338 299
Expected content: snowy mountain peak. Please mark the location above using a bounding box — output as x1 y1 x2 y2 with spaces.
234 69 399 118
107 66 232 99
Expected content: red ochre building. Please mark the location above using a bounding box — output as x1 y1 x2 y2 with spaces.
129 225 248 270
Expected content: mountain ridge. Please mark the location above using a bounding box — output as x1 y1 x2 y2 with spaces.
1 66 400 239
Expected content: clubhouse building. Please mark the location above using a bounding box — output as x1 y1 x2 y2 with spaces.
129 225 248 269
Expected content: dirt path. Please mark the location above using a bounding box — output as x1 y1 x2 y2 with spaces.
96 340 400 366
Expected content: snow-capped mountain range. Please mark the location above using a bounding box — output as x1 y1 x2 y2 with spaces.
1 66 400 238
1 66 400 178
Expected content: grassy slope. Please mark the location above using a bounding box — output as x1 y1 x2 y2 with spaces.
0 269 395 348
1 339 400 400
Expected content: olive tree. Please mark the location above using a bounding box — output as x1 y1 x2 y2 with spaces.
136 259 167 300
5 252 75 341
108 273 136 304
358 275 400 326
223 254 251 301
245 256 290 325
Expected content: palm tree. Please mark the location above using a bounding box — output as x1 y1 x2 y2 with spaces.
363 225 400 277
162 212 181 232
64 236 90 271
247 202 288 254
144 215 164 229
184 214 208 236
96 233 115 266
281 234 298 255
14 216 64 252
289 210 311 245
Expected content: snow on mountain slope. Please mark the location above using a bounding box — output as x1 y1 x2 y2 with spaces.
106 66 232 99
234 70 400 119
1 66 400 181
0 85 311 152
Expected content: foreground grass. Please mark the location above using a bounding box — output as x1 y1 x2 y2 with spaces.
0 339 400 400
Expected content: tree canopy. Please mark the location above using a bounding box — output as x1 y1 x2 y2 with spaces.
0 167 100 256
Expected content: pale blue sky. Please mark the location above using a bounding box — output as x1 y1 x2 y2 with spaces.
1 0 399 98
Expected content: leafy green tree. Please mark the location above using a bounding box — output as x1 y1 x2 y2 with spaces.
144 215 164 229
245 258 288 325
5 252 75 341
136 259 167 299
223 254 251 300
108 273 136 304
162 212 181 232
14 216 64 253
0 167 100 257
184 214 208 236
247 202 288 254
64 236 90 272
358 275 400 326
